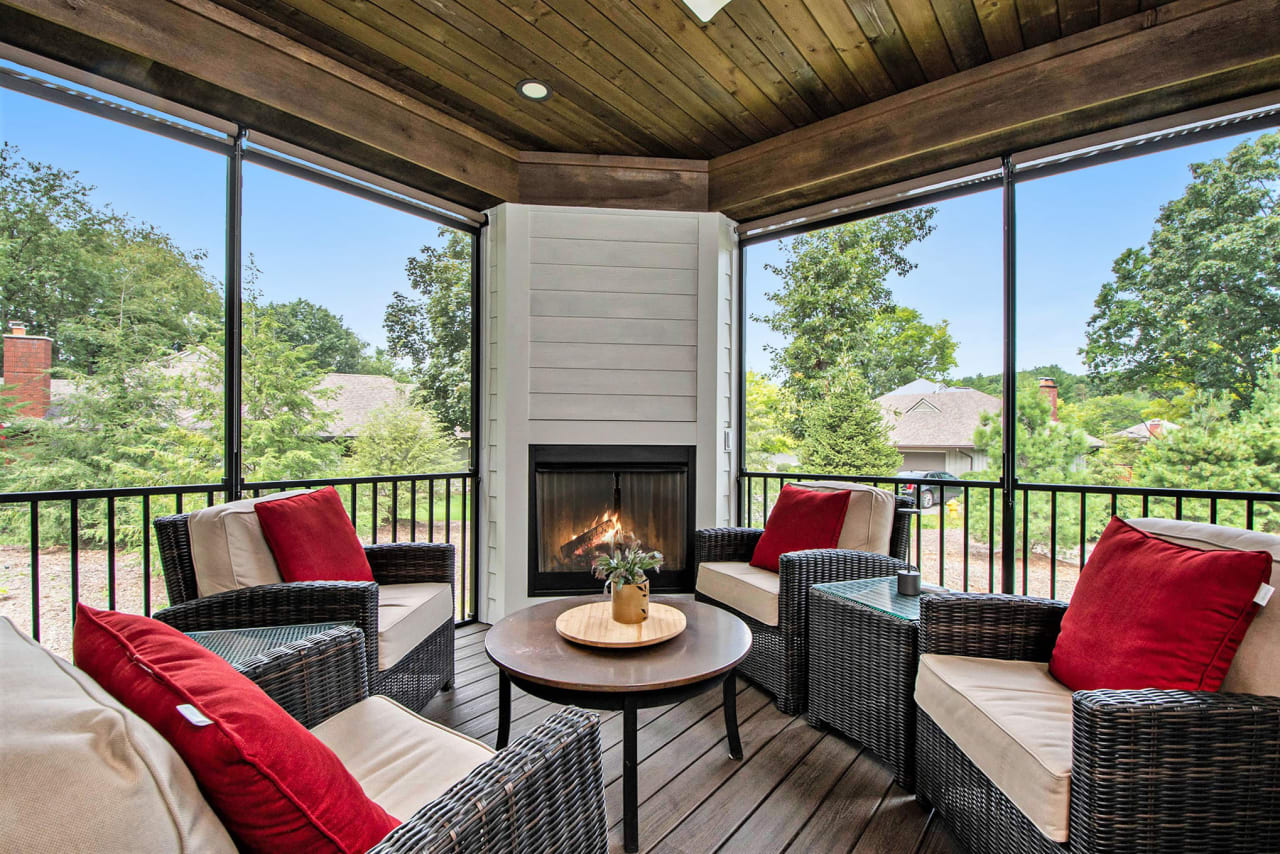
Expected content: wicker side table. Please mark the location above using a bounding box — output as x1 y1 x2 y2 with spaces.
808 578 938 791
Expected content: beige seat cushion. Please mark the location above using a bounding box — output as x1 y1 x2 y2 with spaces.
187 491 310 596
695 561 780 626
915 653 1074 843
1126 517 1280 696
378 582 454 671
0 618 237 854
312 695 493 821
793 481 897 555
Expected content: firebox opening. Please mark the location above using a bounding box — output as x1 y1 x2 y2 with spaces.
528 445 695 596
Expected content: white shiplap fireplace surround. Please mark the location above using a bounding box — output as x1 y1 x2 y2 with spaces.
478 204 738 622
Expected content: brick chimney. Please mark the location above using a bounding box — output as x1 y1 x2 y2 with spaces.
3 322 53 418
1038 377 1059 423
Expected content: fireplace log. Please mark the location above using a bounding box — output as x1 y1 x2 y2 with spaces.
560 518 617 560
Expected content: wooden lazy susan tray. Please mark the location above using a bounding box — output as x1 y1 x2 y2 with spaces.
555 601 687 648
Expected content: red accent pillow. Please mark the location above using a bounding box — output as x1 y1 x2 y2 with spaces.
73 604 398 853
750 483 852 572
255 487 374 583
1049 517 1272 692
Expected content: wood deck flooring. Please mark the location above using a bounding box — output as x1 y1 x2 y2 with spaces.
423 623 961 854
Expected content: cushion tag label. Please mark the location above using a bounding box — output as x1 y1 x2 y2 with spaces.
1256 583 1275 607
177 704 214 726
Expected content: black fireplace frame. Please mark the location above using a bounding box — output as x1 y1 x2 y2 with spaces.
528 444 696 597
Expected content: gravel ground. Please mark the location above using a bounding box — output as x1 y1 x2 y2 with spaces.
1 520 467 661
914 528 1083 600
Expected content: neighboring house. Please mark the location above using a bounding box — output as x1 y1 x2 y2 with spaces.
875 382 1001 474
1112 419 1180 443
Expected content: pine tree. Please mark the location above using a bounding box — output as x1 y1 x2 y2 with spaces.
798 372 900 476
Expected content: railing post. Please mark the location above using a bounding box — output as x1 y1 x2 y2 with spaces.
224 126 245 502
1000 156 1018 595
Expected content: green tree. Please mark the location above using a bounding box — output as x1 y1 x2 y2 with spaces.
798 371 901 476
0 145 220 372
262 298 385 375
954 365 1090 404
1058 392 1150 438
744 371 798 471
1084 132 1280 406
384 229 472 432
755 210 957 430
343 399 465 527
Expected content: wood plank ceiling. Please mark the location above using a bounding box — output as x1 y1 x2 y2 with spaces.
211 0 1176 160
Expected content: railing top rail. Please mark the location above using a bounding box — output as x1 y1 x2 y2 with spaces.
743 471 1280 504
244 471 474 490
0 483 226 504
741 471 1002 489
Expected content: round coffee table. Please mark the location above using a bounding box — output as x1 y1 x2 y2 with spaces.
486 595 751 853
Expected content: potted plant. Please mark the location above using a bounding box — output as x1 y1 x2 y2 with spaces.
593 546 664 624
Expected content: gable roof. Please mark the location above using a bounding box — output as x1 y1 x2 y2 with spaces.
875 386 1001 449
1112 419 1181 441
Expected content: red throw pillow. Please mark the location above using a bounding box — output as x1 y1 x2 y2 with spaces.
254 487 374 583
750 483 852 572
1049 517 1272 692
73 605 398 853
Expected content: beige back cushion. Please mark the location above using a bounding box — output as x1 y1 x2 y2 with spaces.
1126 517 1279 696
0 617 237 854
187 491 311 596
793 481 897 555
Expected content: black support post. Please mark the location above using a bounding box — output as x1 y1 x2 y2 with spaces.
224 127 245 502
734 242 746 526
1000 156 1018 594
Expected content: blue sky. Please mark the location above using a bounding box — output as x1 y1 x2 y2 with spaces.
1 61 1264 376
1 66 453 355
745 130 1259 378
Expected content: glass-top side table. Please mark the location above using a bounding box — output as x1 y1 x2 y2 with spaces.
187 622 354 669
807 577 947 791
815 577 947 622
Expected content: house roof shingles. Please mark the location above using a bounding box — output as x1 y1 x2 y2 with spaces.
875 386 1001 449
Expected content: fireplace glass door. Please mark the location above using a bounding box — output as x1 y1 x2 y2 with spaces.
529 446 693 595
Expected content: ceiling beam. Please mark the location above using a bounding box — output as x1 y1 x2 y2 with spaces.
708 0 1280 220
3 0 520 206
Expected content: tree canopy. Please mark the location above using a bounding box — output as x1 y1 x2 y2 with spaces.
755 210 957 425
384 228 472 432
798 370 901 476
1083 132 1280 406
261 297 387 375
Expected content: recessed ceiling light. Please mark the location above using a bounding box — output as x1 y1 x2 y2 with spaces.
682 0 732 22
517 79 551 101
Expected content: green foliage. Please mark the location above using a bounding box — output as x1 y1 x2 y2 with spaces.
343 399 465 526
0 144 220 373
592 546 664 587
755 210 957 432
798 371 901 476
1058 392 1150 438
262 298 387 375
967 381 1119 552
744 371 797 471
1084 132 1280 406
384 229 472 432
954 365 1090 404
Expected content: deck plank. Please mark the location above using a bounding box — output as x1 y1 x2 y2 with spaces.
424 624 956 854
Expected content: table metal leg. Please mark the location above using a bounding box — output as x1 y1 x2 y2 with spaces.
623 696 639 853
723 674 742 760
497 670 511 750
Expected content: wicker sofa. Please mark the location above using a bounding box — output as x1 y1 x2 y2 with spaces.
915 518 1280 854
153 494 455 710
694 483 915 714
1 617 607 853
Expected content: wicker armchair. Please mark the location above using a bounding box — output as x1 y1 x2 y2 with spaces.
152 512 454 710
228 625 608 853
693 494 915 714
916 592 1280 854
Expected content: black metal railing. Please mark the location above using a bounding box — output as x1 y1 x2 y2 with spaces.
741 471 1280 601
0 472 476 660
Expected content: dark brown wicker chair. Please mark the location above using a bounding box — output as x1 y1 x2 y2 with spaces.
693 495 915 714
152 512 455 711
238 625 608 854
916 591 1280 854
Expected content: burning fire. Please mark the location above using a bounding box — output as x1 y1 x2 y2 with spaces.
560 508 630 562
